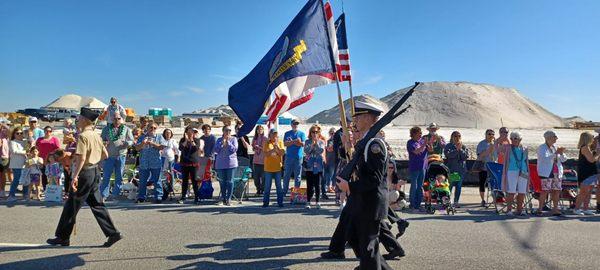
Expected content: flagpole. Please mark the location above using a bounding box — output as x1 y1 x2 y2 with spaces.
322 0 352 160
348 81 355 116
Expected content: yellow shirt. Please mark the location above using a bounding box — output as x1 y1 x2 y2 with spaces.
263 140 285 173
76 129 107 166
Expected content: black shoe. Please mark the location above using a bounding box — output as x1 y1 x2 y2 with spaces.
277 203 284 207
383 248 406 260
396 220 409 238
321 194 329 200
103 233 123 247
177 199 184 204
320 251 345 259
46 237 70 246
153 199 162 204
136 198 145 203
480 200 486 207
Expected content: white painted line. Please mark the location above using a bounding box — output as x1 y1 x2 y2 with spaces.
0 243 46 247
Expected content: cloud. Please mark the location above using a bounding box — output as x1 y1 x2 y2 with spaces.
210 74 239 81
216 86 228 92
119 91 155 102
185 86 205 94
363 75 383 85
169 91 185 97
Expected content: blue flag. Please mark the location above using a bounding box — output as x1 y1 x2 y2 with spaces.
229 0 335 136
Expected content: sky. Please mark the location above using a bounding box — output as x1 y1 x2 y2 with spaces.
1 0 598 121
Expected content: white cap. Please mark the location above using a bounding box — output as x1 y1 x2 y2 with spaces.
543 130 557 139
510 131 523 140
29 116 38 122
428 122 439 130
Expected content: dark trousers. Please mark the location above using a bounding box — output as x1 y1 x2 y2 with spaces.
329 205 350 253
348 219 392 270
181 165 198 201
306 171 321 203
329 206 403 256
253 163 264 194
63 168 72 193
55 167 119 240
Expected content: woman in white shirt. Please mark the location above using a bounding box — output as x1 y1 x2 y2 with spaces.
536 130 567 216
8 127 28 201
160 129 180 201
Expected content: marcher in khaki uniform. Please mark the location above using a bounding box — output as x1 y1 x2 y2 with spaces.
47 107 122 247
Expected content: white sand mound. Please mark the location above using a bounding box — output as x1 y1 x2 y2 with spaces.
310 81 565 128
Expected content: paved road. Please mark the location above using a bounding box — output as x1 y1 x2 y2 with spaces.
1 187 598 270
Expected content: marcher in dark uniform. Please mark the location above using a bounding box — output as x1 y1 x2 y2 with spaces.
336 100 394 269
47 108 122 247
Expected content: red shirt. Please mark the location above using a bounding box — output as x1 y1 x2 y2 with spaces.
35 136 61 161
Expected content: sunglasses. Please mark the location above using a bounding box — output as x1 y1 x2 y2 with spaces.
115 118 122 120
500 131 508 134
311 130 319 133
149 126 157 130
45 130 52 132
510 137 521 140
16 132 23 135
486 133 495 136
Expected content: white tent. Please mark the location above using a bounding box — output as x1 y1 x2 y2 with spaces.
44 94 108 110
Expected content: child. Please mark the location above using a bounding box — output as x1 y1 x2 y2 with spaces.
45 153 64 187
53 149 73 199
432 174 451 203
25 146 44 200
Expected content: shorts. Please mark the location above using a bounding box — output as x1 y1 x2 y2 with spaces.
0 158 9 172
506 171 528 194
541 177 562 191
30 174 41 184
581 174 600 186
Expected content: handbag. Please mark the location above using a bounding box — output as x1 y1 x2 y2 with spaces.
290 187 307 204
511 146 529 179
19 168 31 186
198 180 214 200
44 184 63 202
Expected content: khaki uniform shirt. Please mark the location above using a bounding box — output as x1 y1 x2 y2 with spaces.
76 129 107 166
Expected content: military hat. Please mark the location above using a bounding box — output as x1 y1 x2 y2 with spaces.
353 99 385 117
79 107 100 122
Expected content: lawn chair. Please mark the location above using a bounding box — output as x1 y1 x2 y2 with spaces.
231 166 252 204
485 162 505 214
560 168 578 210
526 164 544 214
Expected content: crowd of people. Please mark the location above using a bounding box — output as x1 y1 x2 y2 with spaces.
1 101 599 218
405 123 600 216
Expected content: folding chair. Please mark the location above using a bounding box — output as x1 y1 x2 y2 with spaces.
231 166 252 204
485 162 505 214
526 164 544 214
560 169 578 210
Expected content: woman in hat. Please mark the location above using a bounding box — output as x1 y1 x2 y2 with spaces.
500 131 529 216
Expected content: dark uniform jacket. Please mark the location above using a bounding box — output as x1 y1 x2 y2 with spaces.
348 137 388 221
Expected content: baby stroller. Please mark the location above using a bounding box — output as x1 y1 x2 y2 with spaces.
423 161 456 215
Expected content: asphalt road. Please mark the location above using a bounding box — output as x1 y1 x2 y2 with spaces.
1 187 599 270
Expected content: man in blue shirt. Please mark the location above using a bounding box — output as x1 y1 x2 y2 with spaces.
282 119 306 198
26 117 44 146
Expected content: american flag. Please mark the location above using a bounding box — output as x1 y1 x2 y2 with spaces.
335 13 351 82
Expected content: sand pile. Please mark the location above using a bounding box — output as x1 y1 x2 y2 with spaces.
309 81 566 128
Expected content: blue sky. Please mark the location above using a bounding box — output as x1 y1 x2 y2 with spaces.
1 0 598 121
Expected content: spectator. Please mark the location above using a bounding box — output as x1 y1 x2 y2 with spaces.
501 131 529 216
573 132 600 215
25 146 44 200
444 131 469 207
252 125 267 196
304 124 325 209
407 126 430 211
476 129 496 207
322 127 337 199
422 122 446 156
536 130 567 216
53 149 73 199
495 127 510 164
36 126 61 190
7 127 28 201
235 122 251 160
200 124 216 159
103 97 126 124
100 115 134 201
1 123 12 199
135 123 165 203
213 126 238 206
178 126 203 204
160 128 179 201
282 119 306 197
25 117 44 146
262 128 285 207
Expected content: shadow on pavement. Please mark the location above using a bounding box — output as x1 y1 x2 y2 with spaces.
0 252 89 270
167 237 330 269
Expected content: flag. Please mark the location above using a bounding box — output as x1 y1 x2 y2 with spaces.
229 0 336 136
335 13 351 82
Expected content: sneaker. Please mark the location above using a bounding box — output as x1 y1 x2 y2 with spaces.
583 210 595 215
315 203 321 209
453 203 461 208
177 199 184 204
321 194 330 200
480 200 486 207
305 204 311 209
225 201 231 206
573 209 584 215
506 211 514 216
7 196 17 202
216 201 224 206
136 198 145 204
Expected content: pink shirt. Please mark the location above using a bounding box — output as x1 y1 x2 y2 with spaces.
35 136 61 161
